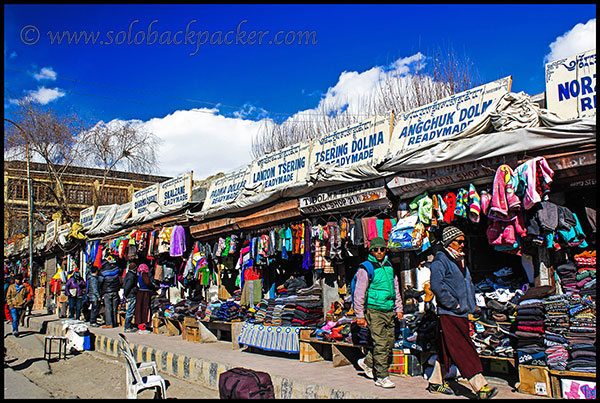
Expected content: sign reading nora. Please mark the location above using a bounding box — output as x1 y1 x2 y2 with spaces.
545 49 596 120
132 183 159 218
390 77 512 153
159 171 193 209
248 142 310 192
112 202 133 225
202 168 249 210
310 116 391 169
79 206 95 229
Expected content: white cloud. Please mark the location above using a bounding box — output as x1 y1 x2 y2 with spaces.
105 108 262 179
18 87 66 104
544 18 596 64
33 66 58 81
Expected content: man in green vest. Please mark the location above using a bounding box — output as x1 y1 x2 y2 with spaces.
354 237 403 388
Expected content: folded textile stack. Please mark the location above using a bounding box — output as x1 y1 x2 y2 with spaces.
264 300 277 324
270 304 285 326
251 299 269 323
574 251 596 301
292 301 323 326
296 283 322 296
281 302 297 326
211 300 243 322
565 294 596 373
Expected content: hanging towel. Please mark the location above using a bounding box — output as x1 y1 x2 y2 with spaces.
443 192 457 223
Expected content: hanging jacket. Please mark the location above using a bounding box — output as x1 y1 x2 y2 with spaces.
514 157 554 210
169 225 186 257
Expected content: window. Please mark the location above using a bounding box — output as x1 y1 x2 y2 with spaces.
8 179 26 200
67 185 92 205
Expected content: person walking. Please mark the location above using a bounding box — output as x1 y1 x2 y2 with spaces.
86 266 101 327
428 226 498 399
6 274 28 337
65 270 87 320
19 278 34 326
123 262 139 333
134 264 155 334
98 256 122 328
5 275 14 323
353 237 403 389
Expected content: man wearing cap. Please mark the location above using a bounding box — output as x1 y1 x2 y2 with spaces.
354 237 403 389
6 274 28 337
428 226 498 399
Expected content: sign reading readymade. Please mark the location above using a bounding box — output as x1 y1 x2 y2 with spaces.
159 171 193 209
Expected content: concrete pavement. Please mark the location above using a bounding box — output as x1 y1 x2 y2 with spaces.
21 310 547 399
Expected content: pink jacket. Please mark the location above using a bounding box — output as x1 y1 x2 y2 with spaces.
490 165 513 217
514 157 554 210
486 212 527 246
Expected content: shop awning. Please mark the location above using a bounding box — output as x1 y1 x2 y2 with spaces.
190 199 301 239
387 144 596 200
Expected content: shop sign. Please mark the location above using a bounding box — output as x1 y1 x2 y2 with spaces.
158 171 193 209
79 206 95 230
132 183 159 218
248 141 311 193
299 179 387 214
202 168 250 211
310 115 391 170
6 242 15 256
45 220 58 244
545 49 596 120
548 150 596 171
92 205 116 227
389 77 512 156
569 178 596 188
112 202 132 225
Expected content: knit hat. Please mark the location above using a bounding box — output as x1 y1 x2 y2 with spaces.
369 237 387 250
468 184 481 223
442 226 465 247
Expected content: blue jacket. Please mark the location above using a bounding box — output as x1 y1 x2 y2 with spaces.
430 250 477 318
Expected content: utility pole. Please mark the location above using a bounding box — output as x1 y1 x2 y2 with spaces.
5 118 35 286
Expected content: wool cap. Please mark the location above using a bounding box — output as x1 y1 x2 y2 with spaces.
369 236 387 250
442 226 465 246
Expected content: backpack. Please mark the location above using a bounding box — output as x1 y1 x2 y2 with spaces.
350 260 375 307
218 367 275 399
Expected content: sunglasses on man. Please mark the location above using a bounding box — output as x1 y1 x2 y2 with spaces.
453 239 466 245
371 247 387 253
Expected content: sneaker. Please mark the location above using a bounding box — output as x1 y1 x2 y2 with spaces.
374 376 395 388
427 381 454 395
357 357 374 379
477 385 498 399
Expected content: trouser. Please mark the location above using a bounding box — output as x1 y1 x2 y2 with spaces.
89 299 100 324
364 308 395 379
68 297 83 320
19 300 33 326
103 292 120 327
124 297 136 329
9 308 22 333
430 361 487 392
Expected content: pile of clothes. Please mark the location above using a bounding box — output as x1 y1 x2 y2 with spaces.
211 300 244 322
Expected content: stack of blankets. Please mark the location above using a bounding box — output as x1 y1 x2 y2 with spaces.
512 296 547 366
211 300 243 322
292 297 323 327
541 293 596 373
574 251 596 301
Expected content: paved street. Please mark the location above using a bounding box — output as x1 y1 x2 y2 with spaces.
3 321 218 399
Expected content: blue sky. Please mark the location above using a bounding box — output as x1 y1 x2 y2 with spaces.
4 4 596 178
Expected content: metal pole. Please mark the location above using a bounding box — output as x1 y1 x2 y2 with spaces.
5 118 35 286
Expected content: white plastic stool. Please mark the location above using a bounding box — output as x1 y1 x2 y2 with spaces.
44 335 68 361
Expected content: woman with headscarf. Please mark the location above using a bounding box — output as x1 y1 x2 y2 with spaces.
134 264 155 334
65 270 87 320
427 226 498 399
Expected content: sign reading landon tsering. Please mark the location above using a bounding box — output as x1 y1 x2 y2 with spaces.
248 141 311 193
132 183 159 218
389 77 512 154
299 179 388 214
202 168 250 210
545 49 596 120
310 116 391 169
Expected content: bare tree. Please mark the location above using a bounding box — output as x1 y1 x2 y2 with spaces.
77 120 161 207
4 97 89 222
251 48 479 157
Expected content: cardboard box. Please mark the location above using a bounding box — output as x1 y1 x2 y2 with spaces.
518 365 552 397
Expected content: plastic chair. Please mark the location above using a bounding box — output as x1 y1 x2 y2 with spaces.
118 333 158 374
118 343 166 399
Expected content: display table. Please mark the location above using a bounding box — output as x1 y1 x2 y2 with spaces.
238 323 304 354
298 329 362 367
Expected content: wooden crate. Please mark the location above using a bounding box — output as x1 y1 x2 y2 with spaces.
299 340 326 363
183 317 200 342
517 365 552 397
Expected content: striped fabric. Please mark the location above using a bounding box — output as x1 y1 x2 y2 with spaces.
238 323 302 353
